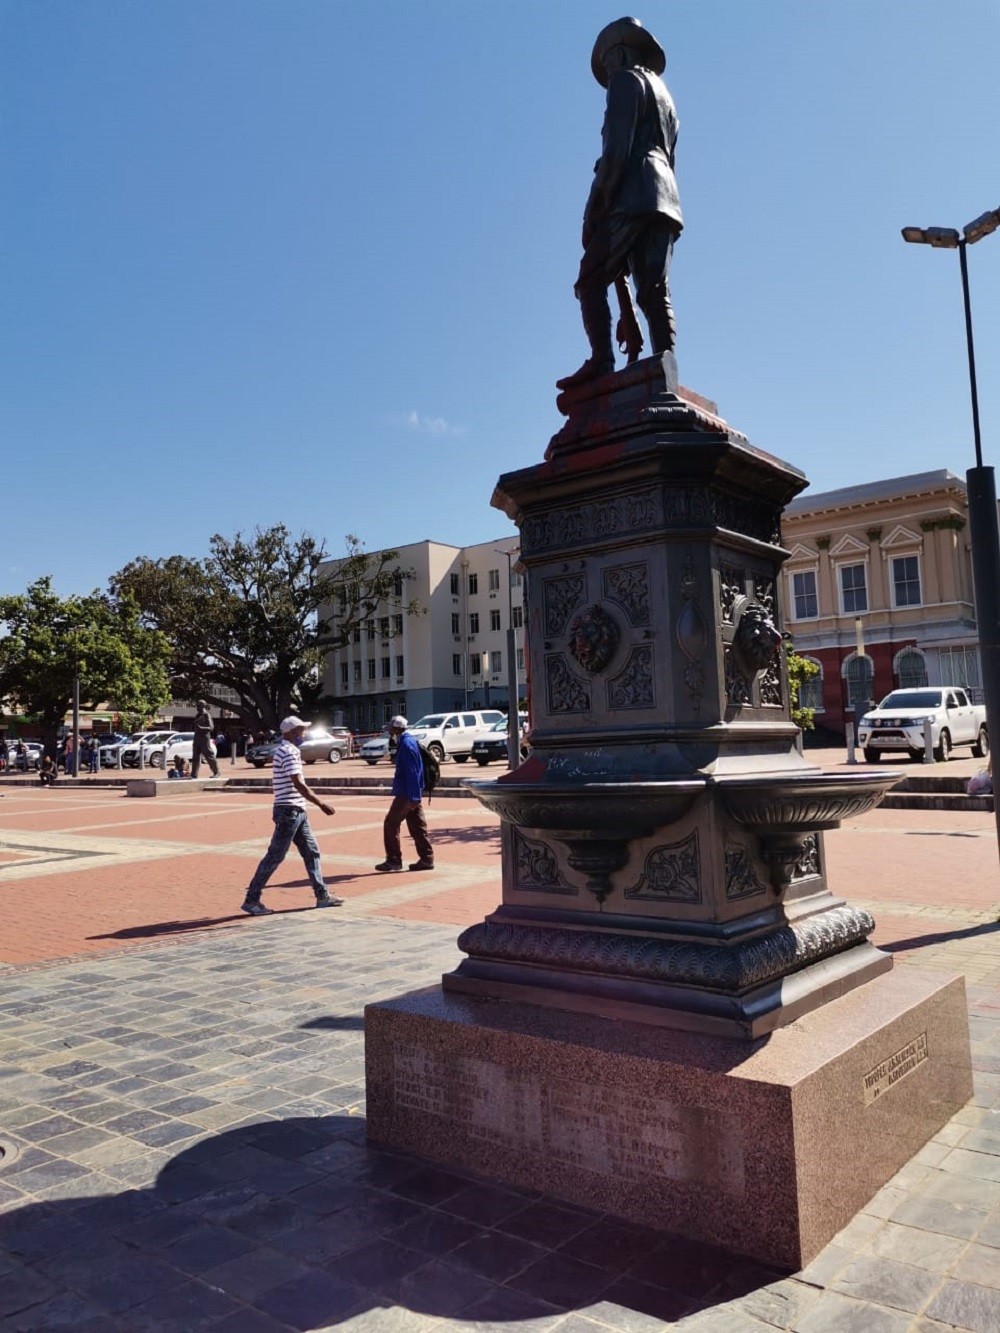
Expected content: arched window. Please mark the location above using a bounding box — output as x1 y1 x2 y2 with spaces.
894 647 928 690
843 653 874 707
798 657 824 713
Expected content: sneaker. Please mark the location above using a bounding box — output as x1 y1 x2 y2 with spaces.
375 861 403 873
240 900 274 916
408 859 435 871
315 894 344 908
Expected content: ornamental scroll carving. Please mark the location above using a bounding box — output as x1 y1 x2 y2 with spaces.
724 837 767 900
512 831 577 895
676 551 707 713
625 831 701 903
607 646 655 710
602 562 651 626
753 578 783 707
456 905 875 993
522 490 663 556
719 564 746 625
543 575 585 638
790 834 821 881
567 604 621 674
545 654 590 713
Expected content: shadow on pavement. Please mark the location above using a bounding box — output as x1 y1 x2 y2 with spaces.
0 1113 781 1328
299 1016 366 1031
883 919 1000 953
87 906 321 942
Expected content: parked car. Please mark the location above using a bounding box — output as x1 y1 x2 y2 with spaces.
857 687 988 763
7 741 43 772
359 731 396 766
472 715 531 767
100 733 146 768
117 732 175 768
408 710 506 762
246 727 351 768
142 732 195 769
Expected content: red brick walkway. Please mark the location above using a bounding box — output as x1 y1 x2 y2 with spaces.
0 777 995 967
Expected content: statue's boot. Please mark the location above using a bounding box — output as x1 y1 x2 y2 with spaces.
557 287 615 390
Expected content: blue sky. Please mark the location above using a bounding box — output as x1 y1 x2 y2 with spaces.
3 0 1000 595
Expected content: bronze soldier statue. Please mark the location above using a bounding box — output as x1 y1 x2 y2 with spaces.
557 17 682 391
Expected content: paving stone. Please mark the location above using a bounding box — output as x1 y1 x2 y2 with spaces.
255 1268 366 1330
830 1253 940 1313
864 1220 967 1273
925 1278 1000 1332
950 1240 1000 1288
791 1290 914 1331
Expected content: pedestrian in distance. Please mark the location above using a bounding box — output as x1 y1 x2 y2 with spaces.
376 715 435 873
191 698 220 779
88 737 100 774
0 737 8 773
38 754 58 787
240 715 344 916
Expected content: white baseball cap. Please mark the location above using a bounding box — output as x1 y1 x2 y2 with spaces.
387 715 408 731
279 716 311 735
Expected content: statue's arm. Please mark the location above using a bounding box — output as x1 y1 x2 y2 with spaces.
583 70 642 242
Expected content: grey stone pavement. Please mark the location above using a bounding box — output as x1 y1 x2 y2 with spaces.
2 911 1000 1332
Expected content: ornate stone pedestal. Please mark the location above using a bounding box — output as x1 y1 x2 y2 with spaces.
364 355 972 1264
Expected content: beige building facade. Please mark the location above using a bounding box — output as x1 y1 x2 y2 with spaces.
780 470 980 735
321 537 526 735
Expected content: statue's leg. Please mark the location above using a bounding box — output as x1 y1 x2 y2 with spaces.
632 220 679 354
556 235 616 390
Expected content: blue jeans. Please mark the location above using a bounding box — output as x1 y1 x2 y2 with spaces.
245 805 327 902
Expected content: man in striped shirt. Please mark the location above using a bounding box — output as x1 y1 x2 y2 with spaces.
241 716 343 916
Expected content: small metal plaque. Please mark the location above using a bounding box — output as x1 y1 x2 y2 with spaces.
863 1033 928 1105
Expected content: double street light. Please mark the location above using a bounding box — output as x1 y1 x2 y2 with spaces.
902 206 1000 859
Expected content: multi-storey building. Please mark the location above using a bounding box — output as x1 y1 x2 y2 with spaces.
320 537 526 735
780 469 980 736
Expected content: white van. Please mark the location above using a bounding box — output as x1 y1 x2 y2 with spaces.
409 710 505 762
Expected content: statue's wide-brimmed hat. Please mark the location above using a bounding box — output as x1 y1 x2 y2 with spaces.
591 16 665 86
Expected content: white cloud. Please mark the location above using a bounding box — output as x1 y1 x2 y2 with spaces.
391 409 465 438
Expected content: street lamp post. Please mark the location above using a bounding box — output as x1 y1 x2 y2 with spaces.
495 545 521 769
902 207 1000 860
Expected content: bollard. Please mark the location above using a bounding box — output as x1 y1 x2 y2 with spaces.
923 718 935 764
845 721 857 765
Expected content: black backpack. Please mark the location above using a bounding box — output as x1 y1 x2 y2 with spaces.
417 742 440 801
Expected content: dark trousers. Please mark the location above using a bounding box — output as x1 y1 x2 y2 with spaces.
245 805 327 901
576 214 679 356
383 797 433 865
191 738 219 778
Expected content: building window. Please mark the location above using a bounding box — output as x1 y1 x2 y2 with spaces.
798 657 824 713
468 573 478 595
353 661 362 684
366 618 376 641
512 605 523 629
791 570 818 620
840 563 868 614
938 645 981 690
469 613 480 635
844 653 874 707
488 568 500 591
451 612 460 635
395 655 404 677
490 609 501 631
367 659 376 681
895 648 928 689
379 616 389 638
891 555 921 608
510 569 522 588
381 657 391 679
340 663 349 687
352 627 361 644
452 653 462 676
393 614 403 635
470 652 481 676
450 573 460 595
393 573 403 597
490 650 502 674
516 647 524 671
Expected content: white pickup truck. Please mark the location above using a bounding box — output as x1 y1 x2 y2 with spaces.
857 687 988 763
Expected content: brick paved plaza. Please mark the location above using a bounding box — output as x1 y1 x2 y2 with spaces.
0 764 998 1330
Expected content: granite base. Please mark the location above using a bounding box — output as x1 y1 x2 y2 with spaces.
365 968 972 1269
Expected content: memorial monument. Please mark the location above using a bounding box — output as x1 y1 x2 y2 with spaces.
366 18 972 1269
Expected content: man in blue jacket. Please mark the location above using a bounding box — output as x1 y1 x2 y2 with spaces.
376 715 434 873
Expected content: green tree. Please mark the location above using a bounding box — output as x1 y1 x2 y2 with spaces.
786 642 820 732
0 578 172 751
111 527 417 734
